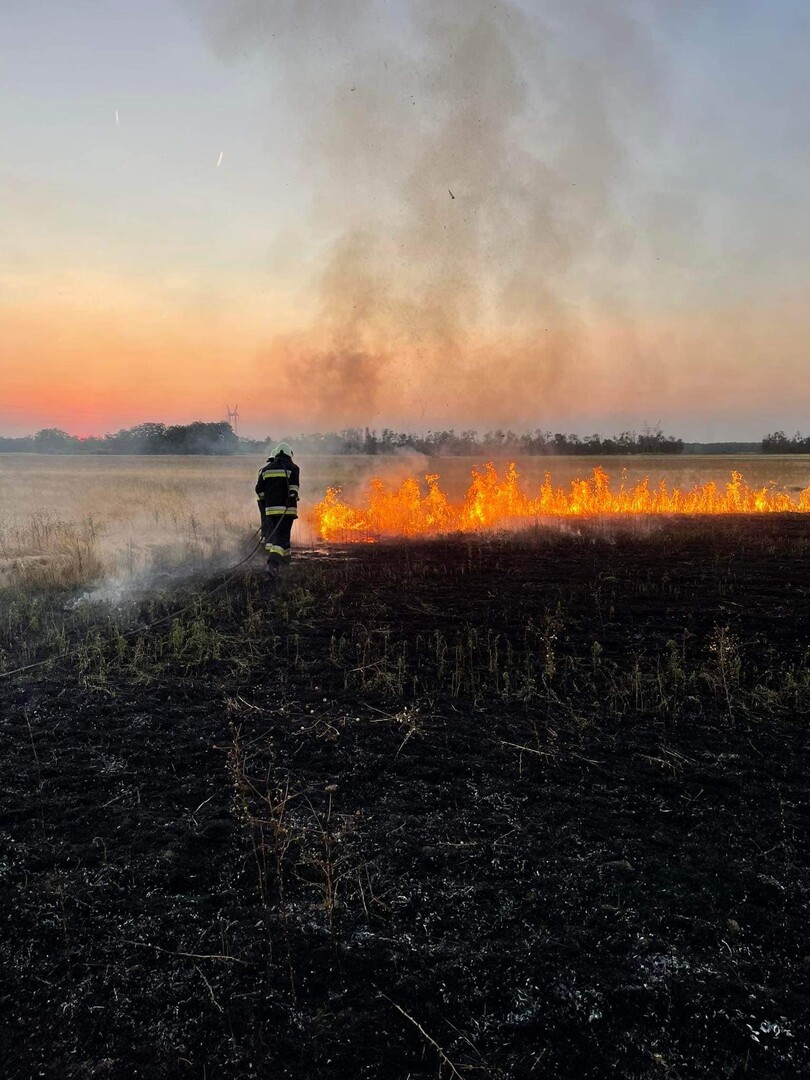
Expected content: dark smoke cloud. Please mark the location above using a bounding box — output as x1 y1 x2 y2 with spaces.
193 0 668 426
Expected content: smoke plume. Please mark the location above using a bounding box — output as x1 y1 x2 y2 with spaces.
193 0 666 427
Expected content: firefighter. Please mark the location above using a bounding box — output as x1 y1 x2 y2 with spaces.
255 442 299 570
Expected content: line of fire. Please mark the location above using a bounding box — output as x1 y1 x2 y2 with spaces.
312 464 810 542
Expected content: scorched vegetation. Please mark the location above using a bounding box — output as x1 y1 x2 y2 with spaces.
1 515 808 1078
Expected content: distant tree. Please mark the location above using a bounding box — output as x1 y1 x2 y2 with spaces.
762 430 810 454
33 428 77 453
635 425 684 454
133 422 169 453
163 421 238 454
106 422 168 454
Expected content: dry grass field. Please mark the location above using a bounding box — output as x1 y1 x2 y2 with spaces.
1 452 810 590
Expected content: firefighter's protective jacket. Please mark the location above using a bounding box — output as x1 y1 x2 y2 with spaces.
256 453 299 519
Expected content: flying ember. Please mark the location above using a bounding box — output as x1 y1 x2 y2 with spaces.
311 464 810 542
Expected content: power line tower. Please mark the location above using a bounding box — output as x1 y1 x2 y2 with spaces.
225 403 239 437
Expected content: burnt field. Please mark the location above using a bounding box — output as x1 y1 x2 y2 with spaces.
1 516 809 1078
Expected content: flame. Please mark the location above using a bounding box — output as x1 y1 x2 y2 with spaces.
311 464 810 542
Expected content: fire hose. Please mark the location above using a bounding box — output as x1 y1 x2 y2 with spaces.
0 529 266 683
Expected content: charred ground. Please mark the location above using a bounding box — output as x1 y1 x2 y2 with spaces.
1 517 809 1078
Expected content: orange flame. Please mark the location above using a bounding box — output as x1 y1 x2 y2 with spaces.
311 464 810 542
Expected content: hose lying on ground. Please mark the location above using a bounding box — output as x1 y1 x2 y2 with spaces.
0 530 265 683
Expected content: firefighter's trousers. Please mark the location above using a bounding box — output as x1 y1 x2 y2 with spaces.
262 512 295 565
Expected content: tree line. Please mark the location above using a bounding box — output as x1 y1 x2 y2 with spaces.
281 427 686 455
761 431 810 454
0 422 240 455
0 423 685 456
4 422 807 455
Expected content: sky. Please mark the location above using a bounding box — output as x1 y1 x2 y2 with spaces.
1 0 809 440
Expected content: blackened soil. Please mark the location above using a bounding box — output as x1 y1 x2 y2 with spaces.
1 517 809 1079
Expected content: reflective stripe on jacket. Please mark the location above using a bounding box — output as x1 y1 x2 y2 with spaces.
255 454 300 519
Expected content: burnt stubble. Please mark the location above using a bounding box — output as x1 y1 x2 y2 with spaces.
1 516 808 1078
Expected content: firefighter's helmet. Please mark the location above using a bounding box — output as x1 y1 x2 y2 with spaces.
269 442 294 459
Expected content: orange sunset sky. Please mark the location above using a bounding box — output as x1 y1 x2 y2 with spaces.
2 1 810 441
